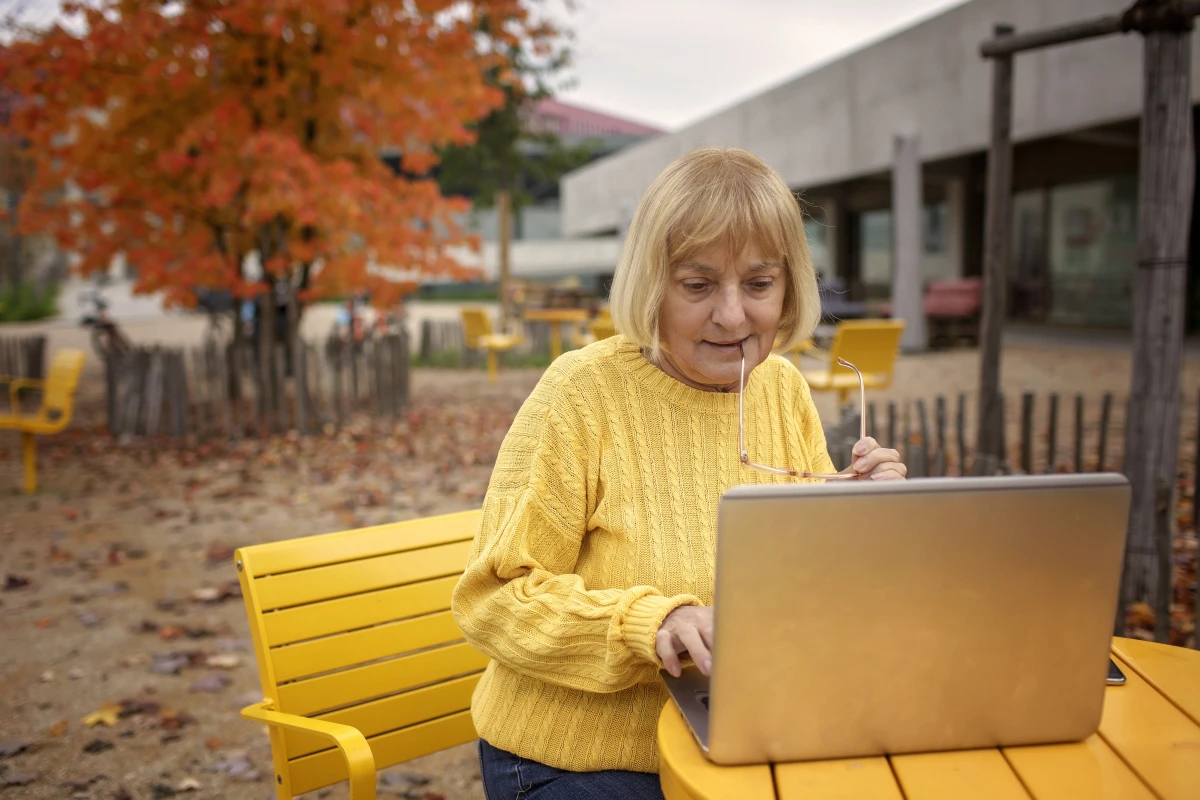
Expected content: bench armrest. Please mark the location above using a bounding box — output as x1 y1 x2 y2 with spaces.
4 378 44 414
241 700 376 800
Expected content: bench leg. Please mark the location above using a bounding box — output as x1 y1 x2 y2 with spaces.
21 431 37 494
486 350 499 383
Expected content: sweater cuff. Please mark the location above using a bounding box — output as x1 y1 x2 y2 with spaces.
623 592 703 667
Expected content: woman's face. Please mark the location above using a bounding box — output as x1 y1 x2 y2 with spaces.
656 240 786 392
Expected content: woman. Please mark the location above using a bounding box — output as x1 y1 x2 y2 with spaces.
451 147 907 800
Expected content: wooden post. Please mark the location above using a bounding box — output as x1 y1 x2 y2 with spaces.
1098 392 1113 471
1120 8 1195 635
1020 392 1035 474
497 188 513 329
916 398 931 476
956 393 967 476
295 339 309 435
887 401 897 451
974 24 1016 475
1047 392 1060 474
934 395 947 477
1074 394 1085 473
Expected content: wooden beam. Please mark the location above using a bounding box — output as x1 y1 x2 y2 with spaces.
973 25 1015 475
980 0 1200 58
1119 17 1194 640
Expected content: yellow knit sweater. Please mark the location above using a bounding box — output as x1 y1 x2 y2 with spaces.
450 335 836 773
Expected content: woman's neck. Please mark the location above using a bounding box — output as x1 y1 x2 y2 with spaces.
643 348 739 393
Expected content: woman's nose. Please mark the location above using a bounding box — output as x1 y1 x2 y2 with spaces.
711 287 746 329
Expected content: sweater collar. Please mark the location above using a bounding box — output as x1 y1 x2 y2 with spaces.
611 335 765 414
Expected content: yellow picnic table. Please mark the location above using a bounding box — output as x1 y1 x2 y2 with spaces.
659 637 1200 799
522 308 591 360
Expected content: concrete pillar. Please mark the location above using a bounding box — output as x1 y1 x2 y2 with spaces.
821 198 839 281
944 177 965 280
892 131 927 352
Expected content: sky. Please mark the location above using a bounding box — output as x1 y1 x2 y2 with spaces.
4 0 966 131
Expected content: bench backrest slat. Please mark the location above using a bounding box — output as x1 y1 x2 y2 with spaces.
236 510 484 797
829 319 905 379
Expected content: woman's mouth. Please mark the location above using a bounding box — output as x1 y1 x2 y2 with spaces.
704 336 749 352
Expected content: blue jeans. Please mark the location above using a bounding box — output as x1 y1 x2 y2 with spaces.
478 738 665 800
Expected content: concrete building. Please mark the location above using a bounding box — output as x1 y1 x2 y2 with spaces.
560 0 1200 330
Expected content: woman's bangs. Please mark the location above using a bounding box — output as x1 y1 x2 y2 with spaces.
665 180 789 266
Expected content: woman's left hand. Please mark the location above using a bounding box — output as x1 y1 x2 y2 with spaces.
846 437 907 480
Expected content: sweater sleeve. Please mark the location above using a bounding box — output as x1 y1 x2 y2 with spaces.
451 365 702 694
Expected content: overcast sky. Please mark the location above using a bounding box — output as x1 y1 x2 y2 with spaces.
5 0 966 130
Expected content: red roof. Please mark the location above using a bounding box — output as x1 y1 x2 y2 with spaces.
528 98 663 138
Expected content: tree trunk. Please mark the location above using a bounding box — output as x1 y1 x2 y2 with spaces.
974 25 1015 475
1119 23 1194 639
258 283 277 432
497 188 512 329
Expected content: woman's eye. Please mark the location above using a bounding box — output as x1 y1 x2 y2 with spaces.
748 280 774 291
683 282 708 292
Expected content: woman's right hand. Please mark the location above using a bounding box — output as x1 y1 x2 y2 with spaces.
656 606 714 678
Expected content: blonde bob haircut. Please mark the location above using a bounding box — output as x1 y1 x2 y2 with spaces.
609 147 821 362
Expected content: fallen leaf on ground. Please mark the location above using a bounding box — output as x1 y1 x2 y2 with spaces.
0 771 36 786
157 709 195 730
83 701 122 727
189 673 231 693
38 670 53 682
34 617 56 629
177 776 201 791
47 720 68 737
82 738 113 754
115 787 132 800
205 653 241 669
4 574 31 591
0 740 29 758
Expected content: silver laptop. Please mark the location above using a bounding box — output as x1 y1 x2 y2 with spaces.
662 473 1130 765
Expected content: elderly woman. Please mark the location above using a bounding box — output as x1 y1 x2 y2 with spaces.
451 147 906 800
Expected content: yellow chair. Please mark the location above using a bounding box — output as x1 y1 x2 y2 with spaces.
0 348 86 494
235 510 486 800
460 308 520 382
801 319 905 405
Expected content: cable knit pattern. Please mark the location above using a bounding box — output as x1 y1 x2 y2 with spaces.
450 335 836 774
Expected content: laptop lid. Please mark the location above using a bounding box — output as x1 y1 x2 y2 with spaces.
705 473 1130 765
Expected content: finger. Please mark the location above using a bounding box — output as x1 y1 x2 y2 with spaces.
657 631 683 678
854 447 900 474
868 463 908 480
850 437 880 463
679 626 712 676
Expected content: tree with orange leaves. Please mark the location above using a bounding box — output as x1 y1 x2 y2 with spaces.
0 0 566 364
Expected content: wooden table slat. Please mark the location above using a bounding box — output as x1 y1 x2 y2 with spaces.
890 749 1030 800
1003 734 1156 800
1112 638 1200 726
774 757 904 799
658 704 776 800
1096 653 1200 800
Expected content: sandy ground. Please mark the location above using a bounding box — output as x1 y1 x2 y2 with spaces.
2 317 1199 799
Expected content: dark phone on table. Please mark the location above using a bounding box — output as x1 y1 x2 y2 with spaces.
1107 659 1126 686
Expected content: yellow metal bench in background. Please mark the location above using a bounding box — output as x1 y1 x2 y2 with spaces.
460 308 521 383
0 348 86 494
801 319 905 405
235 510 486 800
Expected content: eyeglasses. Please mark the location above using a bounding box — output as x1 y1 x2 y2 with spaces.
738 352 864 480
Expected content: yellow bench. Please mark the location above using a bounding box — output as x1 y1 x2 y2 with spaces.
801 319 904 405
235 511 486 800
460 308 521 382
0 348 86 494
